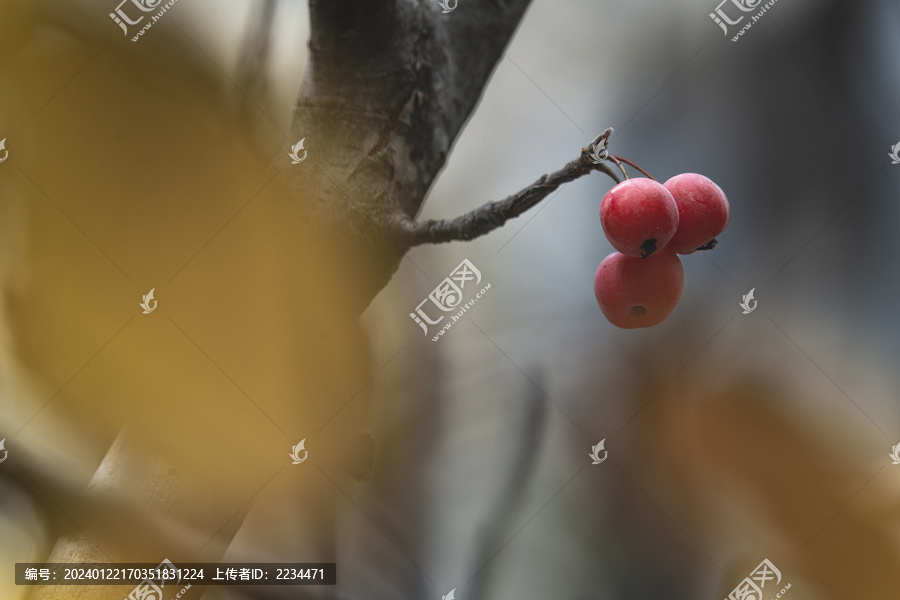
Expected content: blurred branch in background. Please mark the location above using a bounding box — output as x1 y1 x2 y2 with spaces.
465 372 547 600
236 0 277 123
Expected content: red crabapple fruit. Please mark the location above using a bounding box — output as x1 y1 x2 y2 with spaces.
663 173 730 254
600 178 679 258
593 250 684 329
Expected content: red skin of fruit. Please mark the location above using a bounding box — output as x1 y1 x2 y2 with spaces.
663 173 730 254
594 250 684 329
600 178 679 258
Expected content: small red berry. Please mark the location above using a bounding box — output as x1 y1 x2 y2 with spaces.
663 173 730 254
593 250 684 329
600 178 679 258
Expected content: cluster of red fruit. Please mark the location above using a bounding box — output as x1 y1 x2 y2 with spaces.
594 173 730 329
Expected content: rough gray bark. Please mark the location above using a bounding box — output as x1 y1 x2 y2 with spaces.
286 0 539 313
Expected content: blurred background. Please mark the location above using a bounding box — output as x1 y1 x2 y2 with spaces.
1 0 900 599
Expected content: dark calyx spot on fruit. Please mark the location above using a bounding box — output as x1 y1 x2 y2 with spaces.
630 306 647 317
696 238 718 251
640 239 657 258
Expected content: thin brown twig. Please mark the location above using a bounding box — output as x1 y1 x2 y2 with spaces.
388 147 621 247
607 154 629 180
610 154 656 181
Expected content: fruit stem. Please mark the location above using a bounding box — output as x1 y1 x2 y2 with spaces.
607 155 630 180
610 155 656 181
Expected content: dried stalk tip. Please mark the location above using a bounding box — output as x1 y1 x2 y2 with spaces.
696 239 718 251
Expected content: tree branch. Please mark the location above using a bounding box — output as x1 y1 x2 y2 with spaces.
387 145 621 246
287 0 537 314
